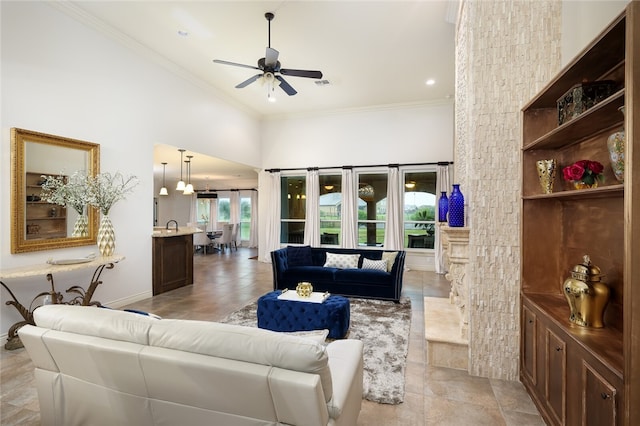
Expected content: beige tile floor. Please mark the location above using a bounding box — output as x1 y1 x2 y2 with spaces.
0 247 545 425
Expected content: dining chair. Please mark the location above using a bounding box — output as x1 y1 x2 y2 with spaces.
193 231 213 254
218 224 233 252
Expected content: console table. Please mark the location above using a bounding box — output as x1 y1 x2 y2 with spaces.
0 254 124 349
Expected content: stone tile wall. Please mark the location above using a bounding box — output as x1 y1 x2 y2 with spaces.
455 0 561 380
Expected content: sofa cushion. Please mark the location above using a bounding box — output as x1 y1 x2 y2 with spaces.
382 251 398 272
33 305 158 345
287 245 313 267
361 258 388 272
149 319 334 402
324 252 360 269
285 266 337 284
334 268 392 286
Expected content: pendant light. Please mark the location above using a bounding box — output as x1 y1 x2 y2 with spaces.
159 162 169 196
183 155 194 195
176 149 186 191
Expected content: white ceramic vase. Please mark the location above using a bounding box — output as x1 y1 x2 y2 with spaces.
71 212 89 237
97 214 115 256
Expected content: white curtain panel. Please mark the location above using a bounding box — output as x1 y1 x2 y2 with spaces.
208 198 218 232
435 164 451 274
263 170 281 263
189 193 197 224
304 169 320 247
383 167 403 250
340 168 357 248
248 190 258 248
230 191 240 225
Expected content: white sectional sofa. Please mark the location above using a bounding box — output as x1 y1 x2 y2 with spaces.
18 305 364 426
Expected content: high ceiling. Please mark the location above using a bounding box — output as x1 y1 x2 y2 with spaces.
59 1 457 190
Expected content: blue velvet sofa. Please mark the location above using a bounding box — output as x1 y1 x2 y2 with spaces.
271 247 406 302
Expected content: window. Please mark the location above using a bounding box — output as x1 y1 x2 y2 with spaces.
357 172 387 247
319 174 341 245
403 171 437 249
240 195 251 240
196 199 211 229
218 197 230 222
280 176 306 243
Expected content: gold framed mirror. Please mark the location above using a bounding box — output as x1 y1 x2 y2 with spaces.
11 128 100 253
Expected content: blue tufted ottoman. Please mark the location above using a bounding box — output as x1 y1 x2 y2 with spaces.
257 291 350 339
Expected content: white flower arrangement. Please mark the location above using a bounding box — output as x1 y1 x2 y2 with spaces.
40 171 90 215
40 171 138 216
86 172 139 215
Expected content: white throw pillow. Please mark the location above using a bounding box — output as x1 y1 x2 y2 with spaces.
323 252 360 269
361 258 388 272
382 251 398 272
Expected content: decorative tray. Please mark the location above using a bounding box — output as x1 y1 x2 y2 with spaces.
47 254 96 265
278 289 330 304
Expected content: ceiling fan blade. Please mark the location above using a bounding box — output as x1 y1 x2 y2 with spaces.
275 75 297 96
235 74 262 88
213 59 260 71
280 68 323 79
265 47 279 68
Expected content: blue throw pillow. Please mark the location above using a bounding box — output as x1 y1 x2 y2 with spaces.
287 245 313 267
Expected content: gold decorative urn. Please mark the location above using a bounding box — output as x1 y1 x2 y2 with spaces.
563 255 609 328
296 282 313 298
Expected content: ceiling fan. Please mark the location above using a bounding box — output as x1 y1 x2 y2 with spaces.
213 12 323 98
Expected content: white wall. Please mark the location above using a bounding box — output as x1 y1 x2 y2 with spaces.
257 101 455 265
0 2 260 336
261 103 454 168
561 0 629 66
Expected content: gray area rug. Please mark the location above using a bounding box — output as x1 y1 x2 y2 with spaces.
221 296 412 405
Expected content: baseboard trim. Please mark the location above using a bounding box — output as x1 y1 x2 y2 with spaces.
104 291 153 309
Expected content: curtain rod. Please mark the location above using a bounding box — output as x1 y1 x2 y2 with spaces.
194 188 257 192
265 161 453 173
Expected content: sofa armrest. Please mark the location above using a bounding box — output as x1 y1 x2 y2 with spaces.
390 251 406 301
271 248 288 290
325 339 364 423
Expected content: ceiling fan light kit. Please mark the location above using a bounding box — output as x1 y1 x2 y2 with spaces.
213 12 323 99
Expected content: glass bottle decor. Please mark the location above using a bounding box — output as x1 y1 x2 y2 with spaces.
607 105 625 183
438 191 449 222
448 184 465 227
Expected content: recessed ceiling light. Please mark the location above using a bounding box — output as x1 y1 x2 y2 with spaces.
426 79 436 86
177 30 189 37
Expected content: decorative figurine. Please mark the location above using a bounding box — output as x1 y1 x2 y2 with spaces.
296 282 313 298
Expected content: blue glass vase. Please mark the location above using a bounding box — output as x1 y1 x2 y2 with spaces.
448 184 465 227
438 191 449 222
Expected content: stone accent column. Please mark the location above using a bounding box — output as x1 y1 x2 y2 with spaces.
456 0 561 380
441 226 470 340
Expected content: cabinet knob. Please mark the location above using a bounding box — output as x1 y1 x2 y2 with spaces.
556 347 562 352
601 392 611 400
528 319 534 324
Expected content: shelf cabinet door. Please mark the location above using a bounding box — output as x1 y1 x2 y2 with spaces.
582 362 618 426
522 305 537 385
546 328 566 425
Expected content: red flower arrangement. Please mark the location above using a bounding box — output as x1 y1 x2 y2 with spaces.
562 160 605 186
